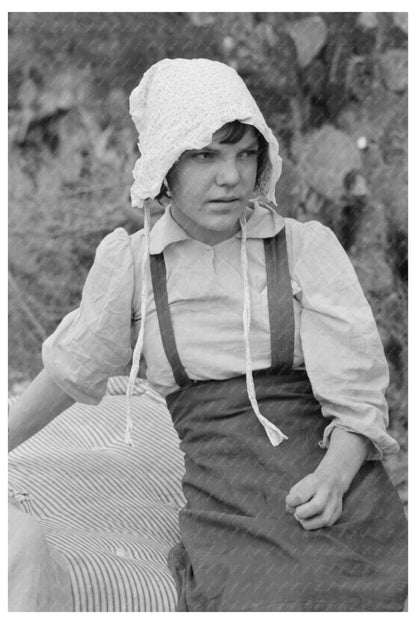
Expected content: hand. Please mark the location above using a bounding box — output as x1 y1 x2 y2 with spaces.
285 469 344 531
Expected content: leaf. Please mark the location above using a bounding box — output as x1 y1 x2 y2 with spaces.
379 50 408 93
292 125 362 201
392 12 408 35
285 16 328 68
357 12 379 30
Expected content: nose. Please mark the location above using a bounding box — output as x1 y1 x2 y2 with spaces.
215 157 240 187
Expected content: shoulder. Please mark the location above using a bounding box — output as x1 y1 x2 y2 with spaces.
283 217 333 243
90 227 139 281
255 199 334 251
252 200 338 266
282 217 334 263
95 227 132 258
80 227 142 307
95 226 149 262
283 218 359 288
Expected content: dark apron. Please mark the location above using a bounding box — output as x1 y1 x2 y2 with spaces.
149 230 407 612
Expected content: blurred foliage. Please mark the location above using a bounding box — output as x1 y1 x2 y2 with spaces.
8 12 407 503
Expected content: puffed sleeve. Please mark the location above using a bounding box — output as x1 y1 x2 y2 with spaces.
291 220 399 460
42 228 137 404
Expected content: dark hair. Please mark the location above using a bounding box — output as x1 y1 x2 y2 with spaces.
156 121 268 202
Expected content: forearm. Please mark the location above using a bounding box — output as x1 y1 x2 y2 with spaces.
315 427 370 494
8 368 75 452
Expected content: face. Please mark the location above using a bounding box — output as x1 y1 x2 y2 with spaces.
167 126 260 244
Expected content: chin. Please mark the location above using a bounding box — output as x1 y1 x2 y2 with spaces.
204 217 240 232
205 208 245 228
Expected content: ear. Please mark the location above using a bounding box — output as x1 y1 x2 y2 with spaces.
163 178 172 198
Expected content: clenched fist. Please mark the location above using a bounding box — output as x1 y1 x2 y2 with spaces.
285 468 344 531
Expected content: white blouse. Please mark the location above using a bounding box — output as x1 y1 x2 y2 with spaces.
42 201 399 459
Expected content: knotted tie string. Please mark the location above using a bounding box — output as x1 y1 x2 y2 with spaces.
124 203 151 446
239 211 288 447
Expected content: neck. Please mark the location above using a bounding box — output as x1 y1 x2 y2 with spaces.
170 203 242 246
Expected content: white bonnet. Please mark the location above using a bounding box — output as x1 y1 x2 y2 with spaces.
129 58 283 208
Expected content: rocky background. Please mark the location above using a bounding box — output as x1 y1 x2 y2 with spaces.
8 12 408 506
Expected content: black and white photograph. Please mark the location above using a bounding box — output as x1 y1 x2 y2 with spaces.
8 8 409 613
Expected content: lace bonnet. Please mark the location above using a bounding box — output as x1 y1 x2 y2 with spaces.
129 57 282 207
125 58 287 448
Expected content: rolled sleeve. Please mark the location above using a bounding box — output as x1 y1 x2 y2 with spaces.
42 228 137 404
293 221 399 460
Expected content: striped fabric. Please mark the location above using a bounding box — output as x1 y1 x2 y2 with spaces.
8 377 185 611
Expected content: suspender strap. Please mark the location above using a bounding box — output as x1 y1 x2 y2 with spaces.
149 253 192 387
263 228 295 373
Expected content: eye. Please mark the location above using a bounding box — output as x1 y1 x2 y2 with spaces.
192 151 216 161
239 148 259 159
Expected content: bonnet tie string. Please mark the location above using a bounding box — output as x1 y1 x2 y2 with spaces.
239 211 288 447
124 202 151 446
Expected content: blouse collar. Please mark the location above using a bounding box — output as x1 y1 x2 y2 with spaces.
148 200 285 255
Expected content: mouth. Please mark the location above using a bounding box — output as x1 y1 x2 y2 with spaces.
208 198 239 204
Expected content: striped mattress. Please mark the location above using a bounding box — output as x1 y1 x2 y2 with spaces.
8 377 186 611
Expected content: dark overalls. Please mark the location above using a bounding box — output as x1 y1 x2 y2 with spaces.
149 228 407 612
